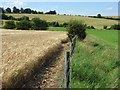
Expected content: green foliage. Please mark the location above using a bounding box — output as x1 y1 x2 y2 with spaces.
17 16 30 21
71 30 118 88
31 18 48 30
67 20 87 41
2 13 15 20
4 20 15 29
62 22 68 27
103 25 107 29
97 14 102 18
16 20 31 30
6 8 11 13
110 24 120 30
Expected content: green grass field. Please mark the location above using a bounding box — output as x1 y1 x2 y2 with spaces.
48 27 67 31
70 29 118 88
6 14 117 29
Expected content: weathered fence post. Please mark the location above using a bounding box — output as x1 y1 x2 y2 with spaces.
70 35 77 56
65 35 77 89
65 51 70 89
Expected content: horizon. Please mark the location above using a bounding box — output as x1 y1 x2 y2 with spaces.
1 2 118 16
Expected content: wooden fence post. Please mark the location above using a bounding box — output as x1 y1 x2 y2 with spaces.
65 51 70 89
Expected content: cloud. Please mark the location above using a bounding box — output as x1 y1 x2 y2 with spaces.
6 1 24 7
13 1 24 6
106 7 113 10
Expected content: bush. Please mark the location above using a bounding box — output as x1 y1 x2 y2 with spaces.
67 20 87 41
4 20 16 29
17 16 30 21
103 25 107 29
110 24 120 30
16 20 31 30
62 22 68 27
31 18 48 30
1 13 15 20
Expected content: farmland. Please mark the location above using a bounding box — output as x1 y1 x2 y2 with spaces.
1 13 119 88
2 29 67 88
71 30 118 88
6 14 118 29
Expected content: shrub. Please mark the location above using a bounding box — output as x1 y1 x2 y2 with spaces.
67 20 87 41
2 13 9 20
31 18 48 30
17 16 30 21
103 25 107 29
1 13 15 20
16 20 31 30
4 20 15 29
110 24 120 30
62 22 68 27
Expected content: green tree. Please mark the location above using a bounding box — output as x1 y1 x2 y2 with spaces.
31 18 48 30
6 8 11 13
97 14 102 18
67 20 87 41
4 20 15 29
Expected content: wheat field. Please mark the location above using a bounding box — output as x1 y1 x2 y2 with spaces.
2 29 67 88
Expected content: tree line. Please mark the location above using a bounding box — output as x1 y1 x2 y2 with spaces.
0 7 57 14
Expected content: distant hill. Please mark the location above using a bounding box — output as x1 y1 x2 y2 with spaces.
5 14 118 29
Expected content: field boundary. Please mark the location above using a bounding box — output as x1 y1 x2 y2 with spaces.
65 35 77 89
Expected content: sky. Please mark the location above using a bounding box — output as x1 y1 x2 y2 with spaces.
1 1 119 16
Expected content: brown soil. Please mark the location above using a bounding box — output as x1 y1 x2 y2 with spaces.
22 43 68 89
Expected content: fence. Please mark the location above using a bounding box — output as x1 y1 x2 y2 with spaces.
65 35 77 89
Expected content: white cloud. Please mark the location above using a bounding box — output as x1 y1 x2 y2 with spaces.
13 1 24 6
6 1 24 8
106 7 113 10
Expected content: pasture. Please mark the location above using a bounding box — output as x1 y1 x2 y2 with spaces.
2 29 67 88
71 29 118 88
6 14 118 29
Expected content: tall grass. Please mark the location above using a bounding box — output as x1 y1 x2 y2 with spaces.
70 31 118 88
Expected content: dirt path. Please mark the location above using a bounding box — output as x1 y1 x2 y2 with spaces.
22 43 68 89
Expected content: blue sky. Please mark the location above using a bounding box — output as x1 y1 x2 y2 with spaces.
1 2 118 16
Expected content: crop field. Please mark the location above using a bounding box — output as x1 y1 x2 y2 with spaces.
6 14 118 29
2 29 67 88
71 30 118 88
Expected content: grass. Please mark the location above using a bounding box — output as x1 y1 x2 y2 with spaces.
86 29 118 46
6 14 118 29
70 30 118 88
48 27 67 31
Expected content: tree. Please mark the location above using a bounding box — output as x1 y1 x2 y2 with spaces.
97 14 102 18
13 6 19 13
31 18 48 30
20 8 24 13
38 11 43 14
24 8 31 14
67 20 87 41
45 10 56 14
6 8 11 13
0 7 5 13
